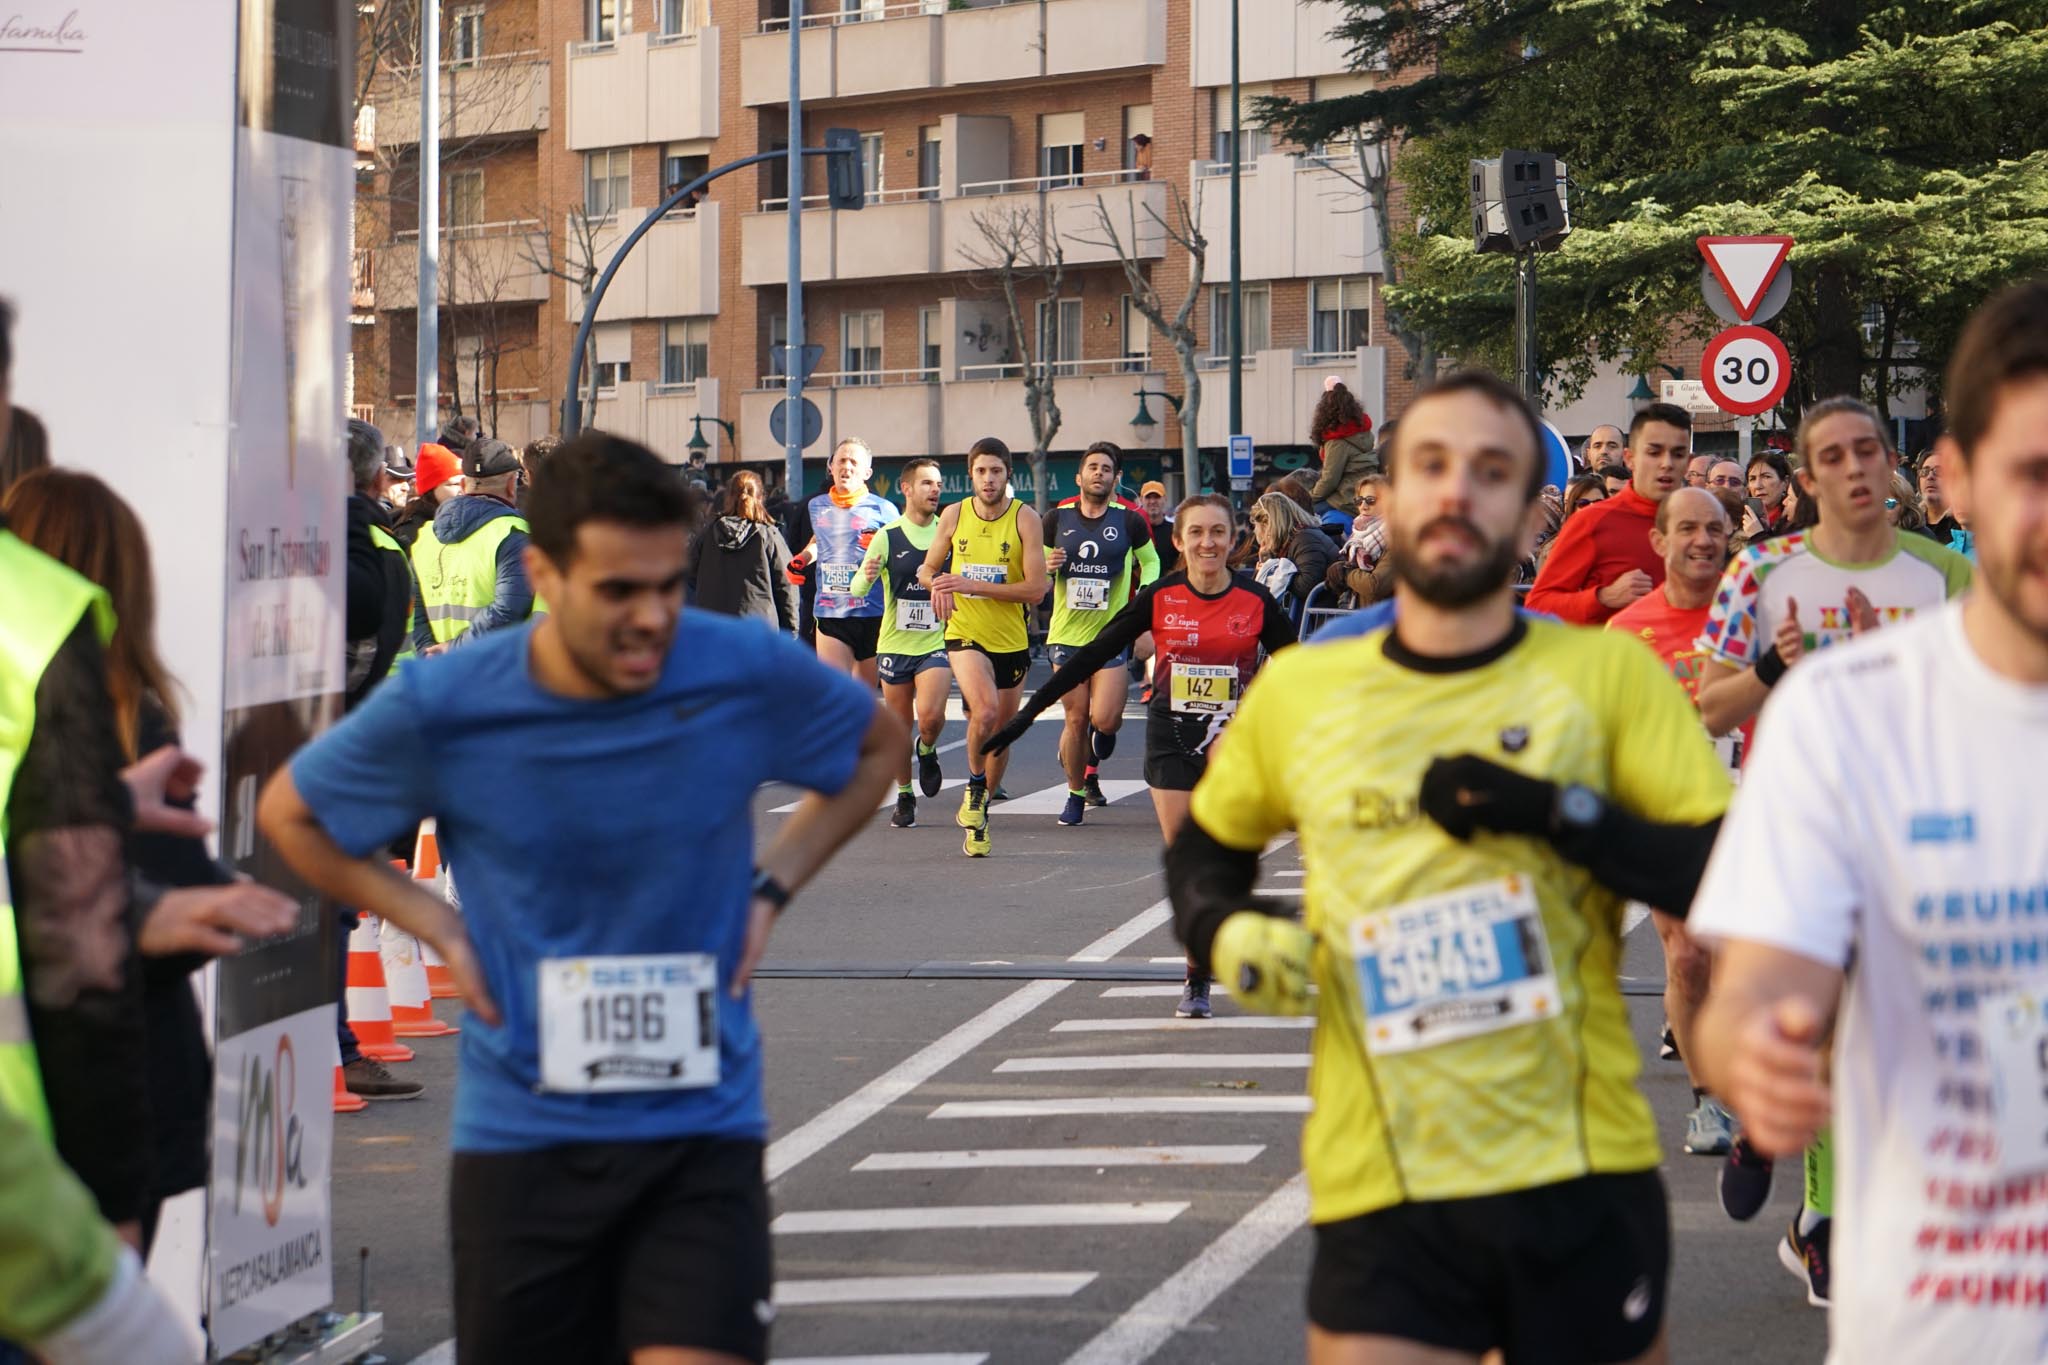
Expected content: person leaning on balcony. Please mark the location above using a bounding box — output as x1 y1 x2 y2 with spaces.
1308 377 1377 516
1130 133 1154 181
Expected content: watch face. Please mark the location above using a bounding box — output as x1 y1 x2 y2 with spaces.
1562 785 1602 827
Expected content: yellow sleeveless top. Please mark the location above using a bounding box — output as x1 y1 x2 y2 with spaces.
944 498 1028 654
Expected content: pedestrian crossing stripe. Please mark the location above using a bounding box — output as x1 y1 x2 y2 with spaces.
768 779 1145 816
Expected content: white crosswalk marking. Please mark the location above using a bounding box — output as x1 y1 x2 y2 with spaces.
774 1202 1188 1234
774 1356 988 1365
776 1274 1097 1307
1101 984 1231 997
995 1052 1304 1073
852 1145 1264 1171
1053 1016 1315 1032
930 1096 1310 1119
991 780 1148 815
770 779 967 815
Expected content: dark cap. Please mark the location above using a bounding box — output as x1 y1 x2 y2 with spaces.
437 417 480 453
463 437 521 479
384 444 415 478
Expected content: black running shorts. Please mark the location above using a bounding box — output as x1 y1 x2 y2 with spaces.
815 614 881 661
451 1137 773 1364
944 638 1030 691
1307 1170 1669 1364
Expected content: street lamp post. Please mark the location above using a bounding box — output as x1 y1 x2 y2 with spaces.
415 0 441 448
1227 0 1243 468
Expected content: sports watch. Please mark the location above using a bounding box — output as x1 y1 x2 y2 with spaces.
751 868 793 912
1552 783 1605 836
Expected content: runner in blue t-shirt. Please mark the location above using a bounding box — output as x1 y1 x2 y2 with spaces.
259 435 900 1365
789 436 899 689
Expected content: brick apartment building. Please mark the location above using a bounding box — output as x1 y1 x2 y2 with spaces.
352 0 1688 493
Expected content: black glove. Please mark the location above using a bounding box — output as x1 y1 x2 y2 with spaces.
1419 754 1556 841
979 713 1033 762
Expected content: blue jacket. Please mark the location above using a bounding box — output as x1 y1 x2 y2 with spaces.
410 494 534 651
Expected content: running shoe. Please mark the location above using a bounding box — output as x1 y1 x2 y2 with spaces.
1684 1095 1738 1156
1779 1216 1831 1308
917 743 943 798
1718 1135 1775 1221
1176 977 1213 1019
956 785 988 829
1058 793 1086 826
962 819 992 858
1660 1021 1680 1061
1082 773 1108 807
890 793 917 829
343 1057 424 1101
991 784 1013 802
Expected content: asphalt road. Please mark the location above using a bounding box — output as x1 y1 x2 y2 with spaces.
332 686 1829 1364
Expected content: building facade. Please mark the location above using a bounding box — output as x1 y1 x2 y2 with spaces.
352 0 1420 490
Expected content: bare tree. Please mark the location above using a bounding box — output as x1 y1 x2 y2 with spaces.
1078 185 1207 487
959 205 1068 518
519 209 608 427
442 229 532 436
1309 125 1436 384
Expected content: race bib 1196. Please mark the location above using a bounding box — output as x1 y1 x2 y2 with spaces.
537 953 720 1093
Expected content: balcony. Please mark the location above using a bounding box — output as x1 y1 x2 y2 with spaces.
1191 346 1388 448
376 55 549 147
740 173 1162 286
564 28 720 151
1191 0 1353 86
738 0 1165 106
376 221 551 310
589 379 727 462
379 397 552 447
1192 153 1384 282
567 203 721 322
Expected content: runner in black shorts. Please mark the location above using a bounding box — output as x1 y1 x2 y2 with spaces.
982 493 1294 1012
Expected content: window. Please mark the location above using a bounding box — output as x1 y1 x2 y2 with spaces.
842 310 883 384
587 0 617 44
1311 277 1372 355
1037 297 1082 376
585 148 630 219
1039 112 1084 188
919 308 942 379
1210 86 1274 165
661 318 710 389
452 6 484 66
657 0 695 38
1120 295 1151 373
1209 284 1270 357
918 126 942 201
859 132 883 200
664 149 709 212
594 323 632 391
848 0 885 19
447 168 484 227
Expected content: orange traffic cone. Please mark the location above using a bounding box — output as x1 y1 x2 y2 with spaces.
414 823 462 1000
381 898 458 1038
345 915 415 1064
333 1063 366 1114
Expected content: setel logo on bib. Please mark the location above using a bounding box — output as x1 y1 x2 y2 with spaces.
538 953 720 1093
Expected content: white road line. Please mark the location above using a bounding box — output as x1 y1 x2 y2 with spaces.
852 1145 1264 1171
774 1201 1188 1234
771 778 967 816
776 1273 1096 1307
766 892 1184 1182
1253 886 1304 896
930 1096 1309 1119
994 780 1148 815
1272 869 1304 877
404 1346 453 1365
775 1356 988 1365
995 1053 1305 1073
1062 1173 1310 1365
1053 1017 1315 1032
1101 984 1229 998
1623 904 1651 936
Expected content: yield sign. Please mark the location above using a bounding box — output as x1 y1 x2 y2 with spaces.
1698 236 1794 322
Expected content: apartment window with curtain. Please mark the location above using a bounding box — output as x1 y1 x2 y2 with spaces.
1209 284 1270 357
1038 112 1084 188
657 0 696 38
1120 295 1151 373
1037 297 1082 376
452 6 484 66
585 149 630 219
1210 86 1274 165
664 148 709 216
1311 278 1372 355
447 169 485 228
918 126 942 200
593 322 632 391
842 311 883 384
859 132 883 200
661 319 710 389
919 308 942 380
587 0 617 44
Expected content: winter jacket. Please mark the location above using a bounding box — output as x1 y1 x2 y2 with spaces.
409 494 534 652
1524 483 1665 624
1310 426 1378 506
1265 525 1339 611
687 516 798 633
344 493 411 709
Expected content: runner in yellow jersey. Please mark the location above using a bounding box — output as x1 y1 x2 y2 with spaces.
1166 371 1732 1365
919 437 1048 857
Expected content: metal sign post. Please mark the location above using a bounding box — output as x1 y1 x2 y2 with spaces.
785 14 805 500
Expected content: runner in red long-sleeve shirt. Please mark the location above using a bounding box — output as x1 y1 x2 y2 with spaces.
1525 403 1694 623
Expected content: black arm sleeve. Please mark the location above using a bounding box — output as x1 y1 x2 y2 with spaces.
6 621 149 1223
1012 585 1157 725
1164 817 1264 976
1555 806 1724 917
1256 585 1298 653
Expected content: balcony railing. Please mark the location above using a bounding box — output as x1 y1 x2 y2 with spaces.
959 167 1147 196
757 366 940 387
759 185 936 211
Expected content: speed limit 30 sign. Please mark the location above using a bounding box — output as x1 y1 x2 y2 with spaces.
1700 325 1791 416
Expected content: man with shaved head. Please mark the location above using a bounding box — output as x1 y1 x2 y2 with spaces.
1581 423 1625 474
1608 486 1739 1157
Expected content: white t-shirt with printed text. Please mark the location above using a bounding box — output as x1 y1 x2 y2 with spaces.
1692 604 2048 1362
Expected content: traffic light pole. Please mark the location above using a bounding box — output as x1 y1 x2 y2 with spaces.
560 148 847 438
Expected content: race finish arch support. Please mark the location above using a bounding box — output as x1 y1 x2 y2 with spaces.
0 1 363 1355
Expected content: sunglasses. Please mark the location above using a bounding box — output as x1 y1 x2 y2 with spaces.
1356 495 1379 508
